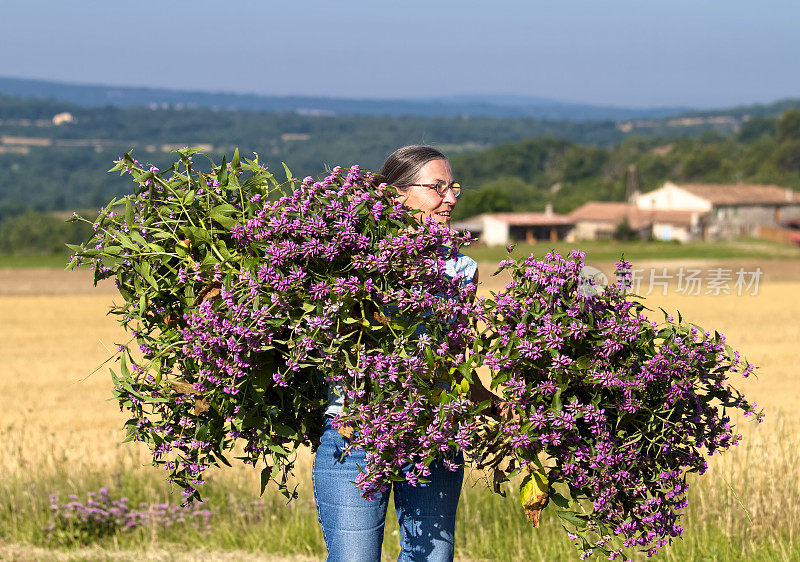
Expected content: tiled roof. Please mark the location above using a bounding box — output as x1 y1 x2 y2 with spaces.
568 202 697 228
483 212 574 226
568 202 630 222
677 183 798 205
456 212 574 228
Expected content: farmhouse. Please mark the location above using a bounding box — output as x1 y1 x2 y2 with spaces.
635 182 800 240
453 207 574 246
566 201 699 242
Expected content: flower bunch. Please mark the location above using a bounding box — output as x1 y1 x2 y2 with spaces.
69 148 760 559
467 250 762 559
45 487 212 545
69 149 476 502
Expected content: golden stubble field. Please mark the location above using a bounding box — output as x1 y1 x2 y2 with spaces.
1 264 799 472
1 262 799 559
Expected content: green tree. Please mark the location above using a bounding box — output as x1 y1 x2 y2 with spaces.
737 116 777 143
0 210 91 254
778 109 800 142
773 140 800 172
682 146 723 180
560 146 608 182
453 177 544 219
614 217 638 241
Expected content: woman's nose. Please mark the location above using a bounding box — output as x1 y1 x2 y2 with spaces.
442 187 457 205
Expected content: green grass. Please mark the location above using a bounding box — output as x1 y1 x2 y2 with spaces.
466 239 800 264
0 253 75 269
2 460 797 562
2 239 799 270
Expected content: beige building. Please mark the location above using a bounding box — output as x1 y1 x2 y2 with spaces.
454 209 574 246
567 202 698 242
568 182 800 242
635 182 800 240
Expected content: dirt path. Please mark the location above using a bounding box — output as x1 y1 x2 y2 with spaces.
0 269 116 296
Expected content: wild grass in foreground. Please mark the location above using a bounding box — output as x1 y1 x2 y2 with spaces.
1 418 797 562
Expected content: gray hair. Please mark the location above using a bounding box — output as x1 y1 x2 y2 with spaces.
377 145 448 190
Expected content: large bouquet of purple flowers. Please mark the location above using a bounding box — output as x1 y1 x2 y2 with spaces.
70 149 760 559
69 148 478 504
467 251 761 558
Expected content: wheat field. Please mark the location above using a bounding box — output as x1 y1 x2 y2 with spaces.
1 264 799 561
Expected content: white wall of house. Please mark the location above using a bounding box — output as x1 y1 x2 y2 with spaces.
652 222 691 242
635 182 712 213
480 215 511 246
567 221 615 242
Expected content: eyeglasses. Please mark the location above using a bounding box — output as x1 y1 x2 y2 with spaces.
402 182 462 198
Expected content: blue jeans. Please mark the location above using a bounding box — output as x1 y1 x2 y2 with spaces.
312 420 464 561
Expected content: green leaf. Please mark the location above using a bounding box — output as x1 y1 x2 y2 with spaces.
214 239 231 260
217 155 228 185
210 203 237 216
557 510 589 528
282 162 293 182
549 490 571 509
272 423 296 438
423 346 436 368
260 466 271 495
139 262 158 290
195 424 209 441
268 443 290 456
116 232 137 250
180 225 212 245
551 387 563 412
129 230 149 248
215 451 232 467
125 198 134 225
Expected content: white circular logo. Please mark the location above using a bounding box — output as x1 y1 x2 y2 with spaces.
578 265 608 297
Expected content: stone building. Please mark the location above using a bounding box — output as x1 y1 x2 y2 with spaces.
635 182 800 240
566 201 699 242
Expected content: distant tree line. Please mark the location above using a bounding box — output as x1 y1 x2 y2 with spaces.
1 93 799 254
451 110 800 220
0 92 757 212
0 205 91 254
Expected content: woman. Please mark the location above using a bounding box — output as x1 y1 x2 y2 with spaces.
312 145 487 561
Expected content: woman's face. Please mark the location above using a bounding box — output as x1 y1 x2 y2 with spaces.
396 158 458 228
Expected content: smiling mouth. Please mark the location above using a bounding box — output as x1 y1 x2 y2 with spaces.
435 211 451 218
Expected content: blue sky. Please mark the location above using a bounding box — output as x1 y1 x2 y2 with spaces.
1 0 798 108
